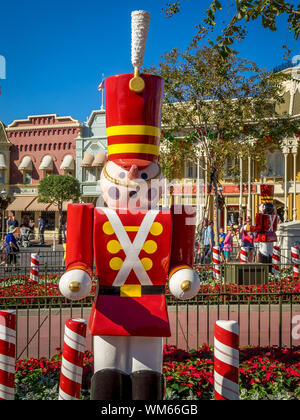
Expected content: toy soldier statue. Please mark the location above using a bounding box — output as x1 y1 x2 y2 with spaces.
59 10 200 400
245 184 278 264
256 184 278 264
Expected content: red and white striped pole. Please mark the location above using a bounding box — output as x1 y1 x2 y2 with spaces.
291 246 300 280
272 246 281 277
30 253 39 282
212 246 221 281
214 320 239 400
0 310 16 400
240 247 248 264
58 318 87 400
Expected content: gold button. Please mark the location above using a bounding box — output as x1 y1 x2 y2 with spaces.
69 281 81 293
181 280 192 292
103 221 114 235
150 222 163 236
141 258 153 271
143 240 157 254
107 240 122 254
109 257 123 271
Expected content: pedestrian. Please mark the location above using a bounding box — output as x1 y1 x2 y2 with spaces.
241 217 255 262
200 218 214 264
29 219 35 239
235 216 244 260
223 227 233 263
0 234 10 266
5 226 19 267
6 211 19 232
219 227 226 262
38 216 45 245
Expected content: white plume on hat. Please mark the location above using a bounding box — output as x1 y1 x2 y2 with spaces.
131 10 150 70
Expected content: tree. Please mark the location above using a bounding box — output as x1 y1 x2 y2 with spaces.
163 1 300 58
38 175 81 244
147 44 300 244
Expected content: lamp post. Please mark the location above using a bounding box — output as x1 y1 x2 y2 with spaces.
0 189 9 240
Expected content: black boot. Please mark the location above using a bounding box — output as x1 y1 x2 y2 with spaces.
131 370 165 400
90 369 131 400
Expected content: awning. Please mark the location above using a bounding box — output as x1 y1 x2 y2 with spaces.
46 201 72 212
6 196 36 211
25 197 50 211
80 153 94 167
39 155 53 170
60 154 74 170
92 152 106 167
0 153 6 169
18 156 32 171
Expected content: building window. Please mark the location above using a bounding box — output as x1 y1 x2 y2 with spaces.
185 162 197 179
0 171 5 184
224 158 239 178
266 151 283 177
23 171 32 184
84 167 96 182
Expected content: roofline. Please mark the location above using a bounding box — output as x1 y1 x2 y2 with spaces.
7 114 83 128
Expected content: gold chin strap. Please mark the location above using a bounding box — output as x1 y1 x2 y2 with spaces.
103 162 162 187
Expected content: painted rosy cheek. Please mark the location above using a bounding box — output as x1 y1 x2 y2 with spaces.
108 186 120 200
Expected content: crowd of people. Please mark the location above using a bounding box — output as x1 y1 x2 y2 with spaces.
0 212 47 268
195 216 260 265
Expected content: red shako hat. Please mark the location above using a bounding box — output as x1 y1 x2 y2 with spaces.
260 184 274 204
105 73 164 169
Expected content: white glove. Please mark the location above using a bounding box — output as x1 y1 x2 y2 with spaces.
169 267 200 300
59 269 92 301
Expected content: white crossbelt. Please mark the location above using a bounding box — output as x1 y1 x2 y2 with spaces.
102 208 159 286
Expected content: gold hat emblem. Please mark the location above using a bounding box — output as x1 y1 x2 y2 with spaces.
129 68 145 93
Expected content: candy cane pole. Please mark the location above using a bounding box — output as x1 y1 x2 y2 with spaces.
291 246 300 280
272 246 281 277
30 253 39 282
59 319 87 400
214 320 239 401
240 247 248 264
212 246 221 281
0 310 16 400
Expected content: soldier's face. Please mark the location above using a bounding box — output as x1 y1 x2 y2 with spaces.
100 161 164 211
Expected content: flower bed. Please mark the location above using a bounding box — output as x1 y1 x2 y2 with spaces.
0 267 299 307
15 345 300 400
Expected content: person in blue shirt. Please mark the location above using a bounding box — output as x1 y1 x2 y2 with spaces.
5 226 19 266
7 212 19 232
219 227 226 262
38 216 46 245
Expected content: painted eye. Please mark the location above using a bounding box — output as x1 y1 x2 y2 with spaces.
141 172 148 180
108 187 120 200
129 190 137 198
119 172 126 179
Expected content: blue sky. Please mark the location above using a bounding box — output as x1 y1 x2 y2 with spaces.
0 0 298 125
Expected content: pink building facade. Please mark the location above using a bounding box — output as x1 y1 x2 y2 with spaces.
5 114 82 234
